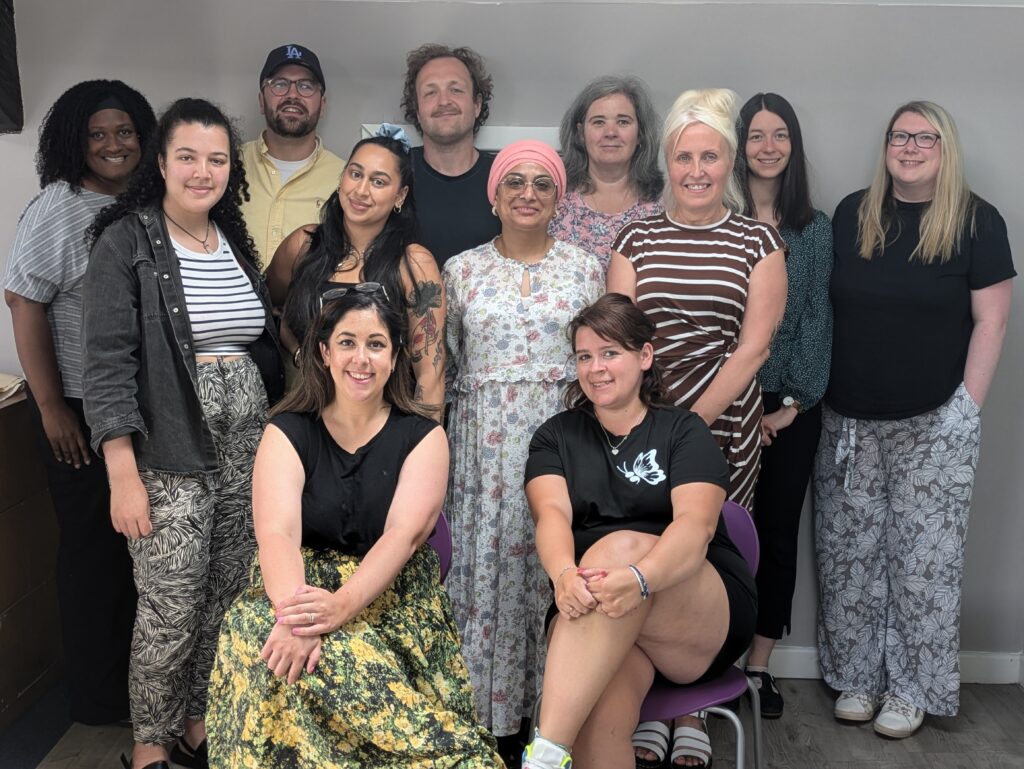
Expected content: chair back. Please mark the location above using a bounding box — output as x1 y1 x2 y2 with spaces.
721 500 759 574
426 510 453 583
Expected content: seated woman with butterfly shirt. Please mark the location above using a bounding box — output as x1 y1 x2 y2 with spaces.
520 294 756 769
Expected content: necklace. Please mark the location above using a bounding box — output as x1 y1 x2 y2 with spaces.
600 424 629 455
598 407 648 455
163 210 212 254
336 245 365 272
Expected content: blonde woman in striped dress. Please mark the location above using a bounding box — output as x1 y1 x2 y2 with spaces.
607 88 786 769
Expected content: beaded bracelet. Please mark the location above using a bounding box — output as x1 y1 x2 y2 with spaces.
627 564 650 600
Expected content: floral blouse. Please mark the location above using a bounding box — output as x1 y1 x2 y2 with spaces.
549 189 663 272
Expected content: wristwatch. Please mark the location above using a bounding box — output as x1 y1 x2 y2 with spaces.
782 395 803 412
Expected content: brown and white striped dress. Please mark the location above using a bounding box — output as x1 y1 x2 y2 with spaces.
613 211 784 510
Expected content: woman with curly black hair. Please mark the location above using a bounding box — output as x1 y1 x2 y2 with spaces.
83 98 284 769
3 78 154 726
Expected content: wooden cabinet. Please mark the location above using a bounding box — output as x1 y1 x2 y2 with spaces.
0 392 62 731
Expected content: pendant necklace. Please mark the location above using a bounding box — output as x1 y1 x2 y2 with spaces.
598 407 648 455
336 245 365 272
163 211 212 254
600 424 629 455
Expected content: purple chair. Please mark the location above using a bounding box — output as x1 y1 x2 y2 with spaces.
426 510 453 583
638 500 763 769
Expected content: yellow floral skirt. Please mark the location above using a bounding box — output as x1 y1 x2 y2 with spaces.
207 547 503 768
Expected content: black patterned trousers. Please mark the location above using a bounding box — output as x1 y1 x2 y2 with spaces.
127 357 267 744
813 383 982 716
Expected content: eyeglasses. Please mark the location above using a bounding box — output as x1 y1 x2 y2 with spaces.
263 77 321 98
319 282 390 310
500 174 558 199
887 130 940 149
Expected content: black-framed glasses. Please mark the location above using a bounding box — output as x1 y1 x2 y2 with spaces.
500 174 558 200
319 282 390 310
263 77 321 98
887 130 940 149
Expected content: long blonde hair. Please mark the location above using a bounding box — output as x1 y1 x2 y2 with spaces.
857 101 976 263
661 88 744 214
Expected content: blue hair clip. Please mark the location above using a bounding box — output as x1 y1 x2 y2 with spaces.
376 123 412 153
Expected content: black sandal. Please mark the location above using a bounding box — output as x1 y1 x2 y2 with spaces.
169 736 209 769
119 753 170 769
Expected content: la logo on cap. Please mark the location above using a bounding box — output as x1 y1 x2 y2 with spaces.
286 45 303 59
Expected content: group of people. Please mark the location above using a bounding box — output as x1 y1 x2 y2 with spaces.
2 37 1014 769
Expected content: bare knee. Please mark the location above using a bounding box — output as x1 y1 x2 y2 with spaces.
580 530 657 568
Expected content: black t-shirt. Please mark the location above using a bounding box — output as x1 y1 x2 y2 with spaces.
410 146 501 269
271 408 437 555
525 406 735 562
828 190 1015 419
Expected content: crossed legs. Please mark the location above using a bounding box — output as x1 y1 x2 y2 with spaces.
532 530 730 768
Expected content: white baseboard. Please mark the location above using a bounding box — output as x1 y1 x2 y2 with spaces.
769 645 1023 684
960 651 1024 684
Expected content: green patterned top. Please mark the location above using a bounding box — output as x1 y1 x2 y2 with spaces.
757 209 833 407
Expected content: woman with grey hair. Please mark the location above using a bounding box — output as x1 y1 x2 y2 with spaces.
550 75 664 271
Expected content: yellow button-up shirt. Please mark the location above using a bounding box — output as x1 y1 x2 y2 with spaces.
241 133 345 270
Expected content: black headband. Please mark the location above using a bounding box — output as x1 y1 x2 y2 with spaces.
90 95 128 115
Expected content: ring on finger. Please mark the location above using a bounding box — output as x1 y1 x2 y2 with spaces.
308 612 315 624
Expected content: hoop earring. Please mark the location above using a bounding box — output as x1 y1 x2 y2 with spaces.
491 205 497 216
394 203 403 213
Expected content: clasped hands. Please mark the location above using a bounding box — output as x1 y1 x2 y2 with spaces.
555 566 645 621
260 585 350 684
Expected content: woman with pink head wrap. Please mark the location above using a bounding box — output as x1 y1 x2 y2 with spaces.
442 139 604 757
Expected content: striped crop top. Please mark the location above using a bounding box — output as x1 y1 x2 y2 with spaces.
171 227 266 355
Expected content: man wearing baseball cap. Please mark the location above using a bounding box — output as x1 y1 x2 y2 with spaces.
241 43 344 269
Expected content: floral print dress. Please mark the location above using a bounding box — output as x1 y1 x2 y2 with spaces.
443 238 603 735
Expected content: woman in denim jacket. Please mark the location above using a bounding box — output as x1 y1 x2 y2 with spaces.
83 98 283 769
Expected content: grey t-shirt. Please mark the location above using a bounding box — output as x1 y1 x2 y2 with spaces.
4 181 111 398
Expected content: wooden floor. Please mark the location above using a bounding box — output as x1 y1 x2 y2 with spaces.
33 681 1024 769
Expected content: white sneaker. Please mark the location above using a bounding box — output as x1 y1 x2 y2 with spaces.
873 694 924 738
834 691 879 722
522 735 572 769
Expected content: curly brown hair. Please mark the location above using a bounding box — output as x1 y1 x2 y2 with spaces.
401 44 493 136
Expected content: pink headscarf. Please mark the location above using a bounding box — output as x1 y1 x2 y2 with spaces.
487 139 567 204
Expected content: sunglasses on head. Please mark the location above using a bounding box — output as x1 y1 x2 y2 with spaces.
319 281 390 311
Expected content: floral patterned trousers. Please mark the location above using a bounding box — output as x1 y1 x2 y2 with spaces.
813 383 981 716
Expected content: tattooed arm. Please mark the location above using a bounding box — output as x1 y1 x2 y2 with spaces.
401 245 446 421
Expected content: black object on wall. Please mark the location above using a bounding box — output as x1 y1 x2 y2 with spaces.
0 0 23 134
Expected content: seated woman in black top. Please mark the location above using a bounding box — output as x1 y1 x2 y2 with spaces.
522 294 756 769
206 288 501 768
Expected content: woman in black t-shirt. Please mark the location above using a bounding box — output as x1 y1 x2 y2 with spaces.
521 294 756 769
206 289 501 768
816 101 1014 740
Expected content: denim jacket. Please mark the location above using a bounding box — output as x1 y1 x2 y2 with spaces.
82 206 284 473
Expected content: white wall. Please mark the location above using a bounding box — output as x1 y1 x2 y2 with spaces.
1 0 1021 674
